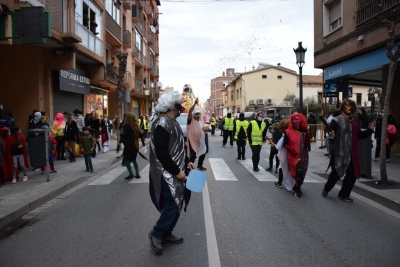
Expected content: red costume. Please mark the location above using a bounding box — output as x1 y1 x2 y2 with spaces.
0 127 13 180
6 134 30 180
283 113 310 198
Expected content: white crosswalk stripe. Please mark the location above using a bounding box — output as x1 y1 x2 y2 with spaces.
89 158 320 185
239 159 277 181
129 164 150 184
88 165 127 185
209 158 238 181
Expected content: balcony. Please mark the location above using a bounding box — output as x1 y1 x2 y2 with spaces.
105 62 118 84
123 30 131 48
135 20 144 35
61 8 82 44
356 0 400 25
124 71 132 88
132 5 139 23
135 77 143 94
148 32 154 45
132 42 139 57
122 0 132 10
75 20 102 56
134 46 146 66
105 12 121 45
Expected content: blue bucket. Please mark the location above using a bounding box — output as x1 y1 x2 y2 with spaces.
186 170 206 193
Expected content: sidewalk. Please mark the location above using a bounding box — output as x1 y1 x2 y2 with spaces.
307 139 400 213
0 139 129 230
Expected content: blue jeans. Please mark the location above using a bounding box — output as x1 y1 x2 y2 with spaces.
152 177 180 240
84 154 93 170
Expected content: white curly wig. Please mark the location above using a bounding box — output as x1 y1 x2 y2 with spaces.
155 91 182 113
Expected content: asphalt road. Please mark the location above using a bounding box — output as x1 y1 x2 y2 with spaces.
0 131 399 267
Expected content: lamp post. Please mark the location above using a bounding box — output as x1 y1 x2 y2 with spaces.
368 91 375 122
294 41 307 114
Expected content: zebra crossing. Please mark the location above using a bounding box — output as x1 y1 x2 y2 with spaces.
89 158 321 186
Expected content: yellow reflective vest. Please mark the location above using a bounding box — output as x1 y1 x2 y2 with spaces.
234 120 249 140
250 120 266 145
210 117 216 126
224 117 234 131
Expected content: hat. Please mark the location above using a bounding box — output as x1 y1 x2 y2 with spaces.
73 109 82 114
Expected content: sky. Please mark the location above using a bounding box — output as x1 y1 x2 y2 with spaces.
158 0 321 102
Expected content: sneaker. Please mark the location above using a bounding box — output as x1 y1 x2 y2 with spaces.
324 153 330 157
236 157 241 160
125 175 134 179
23 176 28 182
148 231 163 254
198 166 207 171
12 178 16 184
337 196 353 202
322 189 328 197
135 175 141 179
41 171 46 175
274 182 282 188
50 169 57 173
295 191 302 198
242 157 246 160
253 167 260 172
162 234 184 244
265 167 272 172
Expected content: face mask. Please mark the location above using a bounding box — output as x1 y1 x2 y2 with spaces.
258 117 263 122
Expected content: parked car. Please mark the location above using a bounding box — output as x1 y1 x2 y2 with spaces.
176 113 209 153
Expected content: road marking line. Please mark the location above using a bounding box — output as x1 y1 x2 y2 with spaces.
129 164 150 183
209 158 238 181
264 159 321 183
88 166 126 185
203 181 221 267
240 159 276 181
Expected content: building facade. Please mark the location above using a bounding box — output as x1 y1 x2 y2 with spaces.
209 68 235 118
314 0 400 152
223 64 298 115
0 0 160 134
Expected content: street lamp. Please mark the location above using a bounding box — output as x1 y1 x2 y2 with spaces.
294 41 307 114
368 91 375 121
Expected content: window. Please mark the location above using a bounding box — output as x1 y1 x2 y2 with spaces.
262 75 267 79
240 87 242 99
236 89 239 99
323 0 342 36
356 93 362 106
135 30 141 50
231 91 234 100
277 75 282 79
106 0 120 25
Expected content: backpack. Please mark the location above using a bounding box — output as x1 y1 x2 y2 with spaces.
387 124 397 139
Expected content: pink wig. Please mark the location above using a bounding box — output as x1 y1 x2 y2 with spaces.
54 113 65 127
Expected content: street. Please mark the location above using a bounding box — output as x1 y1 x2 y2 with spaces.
0 132 399 267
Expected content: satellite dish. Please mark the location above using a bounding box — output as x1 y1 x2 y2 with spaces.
150 25 156 33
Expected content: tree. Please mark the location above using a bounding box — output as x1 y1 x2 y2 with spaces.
282 92 299 112
113 50 128 150
379 8 400 185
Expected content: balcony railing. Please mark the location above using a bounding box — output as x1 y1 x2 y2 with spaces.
105 62 118 84
124 71 132 87
135 77 143 94
134 46 146 65
356 0 400 25
75 21 102 56
105 12 121 42
123 30 131 48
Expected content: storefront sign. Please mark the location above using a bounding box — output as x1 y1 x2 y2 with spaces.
59 69 90 94
324 44 400 81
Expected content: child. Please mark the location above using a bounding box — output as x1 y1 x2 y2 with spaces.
7 126 28 183
40 126 58 175
0 136 5 186
266 124 282 173
79 126 95 172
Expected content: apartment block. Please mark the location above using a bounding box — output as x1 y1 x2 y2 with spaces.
314 0 400 152
0 0 160 134
209 68 235 117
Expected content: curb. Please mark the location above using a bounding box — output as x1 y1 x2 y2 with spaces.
308 171 400 213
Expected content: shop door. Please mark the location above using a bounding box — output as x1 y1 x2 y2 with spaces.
53 87 83 115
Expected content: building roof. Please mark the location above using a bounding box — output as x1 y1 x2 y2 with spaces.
233 65 297 82
300 74 324 84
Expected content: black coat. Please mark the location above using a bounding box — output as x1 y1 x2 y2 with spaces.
64 121 79 141
121 124 145 162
